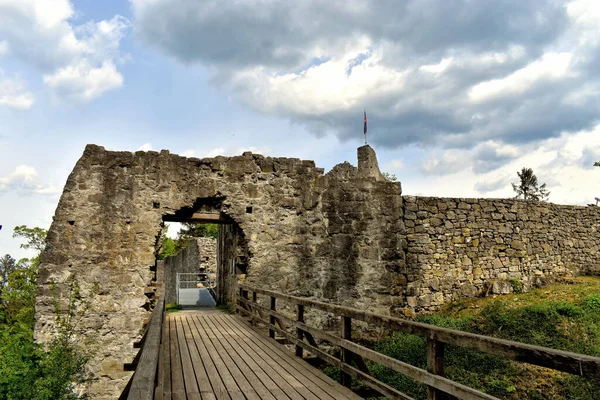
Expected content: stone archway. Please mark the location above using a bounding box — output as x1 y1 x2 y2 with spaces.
34 144 404 399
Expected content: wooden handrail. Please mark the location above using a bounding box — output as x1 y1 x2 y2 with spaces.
237 284 600 400
122 294 166 400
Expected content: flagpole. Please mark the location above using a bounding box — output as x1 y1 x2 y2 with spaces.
364 109 368 145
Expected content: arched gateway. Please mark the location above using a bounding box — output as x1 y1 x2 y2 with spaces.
35 144 403 399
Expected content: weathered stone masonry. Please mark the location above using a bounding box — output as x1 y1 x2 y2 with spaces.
35 144 402 399
402 196 600 311
34 143 600 398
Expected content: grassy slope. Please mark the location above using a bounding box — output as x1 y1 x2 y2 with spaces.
350 277 600 399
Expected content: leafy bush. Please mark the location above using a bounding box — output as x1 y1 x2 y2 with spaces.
583 294 600 311
0 266 90 398
509 279 524 294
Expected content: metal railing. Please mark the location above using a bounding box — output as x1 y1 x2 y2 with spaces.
176 272 216 305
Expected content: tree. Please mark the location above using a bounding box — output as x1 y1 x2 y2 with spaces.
511 167 550 201
13 225 48 253
0 254 17 290
158 223 219 259
178 222 218 239
382 171 398 182
0 226 89 400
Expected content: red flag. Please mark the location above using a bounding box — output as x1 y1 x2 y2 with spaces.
364 110 367 135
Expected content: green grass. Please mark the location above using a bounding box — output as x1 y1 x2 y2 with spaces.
340 277 600 399
165 303 181 314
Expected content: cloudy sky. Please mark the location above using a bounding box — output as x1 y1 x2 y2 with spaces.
2 0 600 259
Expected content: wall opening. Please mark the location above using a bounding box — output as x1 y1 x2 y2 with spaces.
158 197 249 307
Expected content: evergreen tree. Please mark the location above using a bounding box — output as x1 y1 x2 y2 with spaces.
511 167 549 201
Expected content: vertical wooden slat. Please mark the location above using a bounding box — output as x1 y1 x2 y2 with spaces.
427 338 445 400
295 304 304 358
252 291 258 326
269 296 276 339
237 287 243 315
341 315 352 388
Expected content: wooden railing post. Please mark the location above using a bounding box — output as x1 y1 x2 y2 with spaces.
295 304 305 358
341 315 352 388
427 338 446 400
251 291 258 326
269 296 276 339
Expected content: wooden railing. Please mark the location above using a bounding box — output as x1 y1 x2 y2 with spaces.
236 284 600 400
121 294 165 400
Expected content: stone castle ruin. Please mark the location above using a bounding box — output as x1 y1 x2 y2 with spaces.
35 144 600 398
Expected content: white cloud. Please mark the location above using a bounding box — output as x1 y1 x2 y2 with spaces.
0 165 60 195
44 60 123 102
204 148 225 157
403 124 600 206
230 43 406 116
468 52 573 103
180 149 196 157
390 160 405 169
132 0 600 153
420 149 472 175
0 76 34 110
567 0 600 46
137 143 153 151
0 1 129 103
203 146 271 158
0 40 8 55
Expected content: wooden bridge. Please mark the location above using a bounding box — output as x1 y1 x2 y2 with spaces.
122 286 600 400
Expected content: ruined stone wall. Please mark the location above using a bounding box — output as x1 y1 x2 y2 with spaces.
402 196 600 312
197 237 217 273
36 145 327 398
34 142 600 398
35 144 401 399
315 147 405 315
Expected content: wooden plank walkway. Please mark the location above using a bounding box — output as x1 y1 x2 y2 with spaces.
160 309 363 400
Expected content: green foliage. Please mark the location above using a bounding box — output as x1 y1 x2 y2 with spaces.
32 333 89 400
158 223 219 259
165 303 182 314
583 294 600 311
370 333 428 398
557 375 600 399
12 225 48 253
366 294 600 399
0 226 90 400
323 365 341 381
1 254 18 289
511 167 549 201
509 278 523 294
1 259 37 326
381 172 398 182
179 222 219 239
158 237 179 260
0 323 38 399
